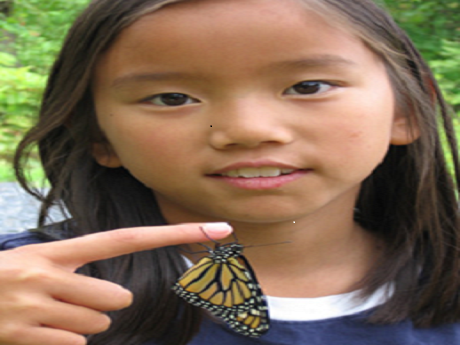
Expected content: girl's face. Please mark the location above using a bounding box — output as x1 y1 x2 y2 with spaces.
92 0 411 225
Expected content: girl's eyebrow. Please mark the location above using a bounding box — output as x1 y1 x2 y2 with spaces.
110 54 358 89
265 54 358 71
111 72 193 89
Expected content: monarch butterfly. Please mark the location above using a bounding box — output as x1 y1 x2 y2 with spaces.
172 228 270 338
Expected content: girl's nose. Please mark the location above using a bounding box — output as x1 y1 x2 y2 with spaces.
208 98 294 150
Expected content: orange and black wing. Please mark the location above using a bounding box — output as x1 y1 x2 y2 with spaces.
172 254 269 337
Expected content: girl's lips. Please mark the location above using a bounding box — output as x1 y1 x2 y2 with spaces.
210 160 302 175
207 170 310 190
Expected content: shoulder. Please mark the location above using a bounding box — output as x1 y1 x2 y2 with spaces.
0 231 51 250
0 221 72 250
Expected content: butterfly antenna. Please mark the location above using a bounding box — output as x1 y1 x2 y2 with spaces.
199 226 222 244
231 230 239 243
198 242 214 251
200 225 239 244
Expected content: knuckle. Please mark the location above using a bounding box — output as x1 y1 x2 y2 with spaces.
0 323 23 342
21 297 45 314
3 293 43 315
6 295 47 319
17 266 53 284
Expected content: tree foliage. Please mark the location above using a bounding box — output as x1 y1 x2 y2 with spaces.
0 0 459 181
383 0 460 110
0 0 90 181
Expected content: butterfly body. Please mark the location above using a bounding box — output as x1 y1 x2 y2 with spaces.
172 241 270 338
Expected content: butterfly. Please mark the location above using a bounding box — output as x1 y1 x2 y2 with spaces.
172 227 270 338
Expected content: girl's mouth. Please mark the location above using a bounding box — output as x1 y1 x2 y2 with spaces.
208 167 310 190
217 167 296 178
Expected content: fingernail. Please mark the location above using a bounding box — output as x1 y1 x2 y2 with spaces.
202 222 233 236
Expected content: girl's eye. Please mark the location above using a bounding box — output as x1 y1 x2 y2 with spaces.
284 81 333 96
144 93 197 106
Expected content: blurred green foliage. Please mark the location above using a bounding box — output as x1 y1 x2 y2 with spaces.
0 0 459 182
383 0 460 112
0 0 90 181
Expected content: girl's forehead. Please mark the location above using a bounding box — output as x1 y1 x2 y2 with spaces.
127 0 317 38
95 0 380 85
111 0 361 55
145 0 310 21
134 0 345 39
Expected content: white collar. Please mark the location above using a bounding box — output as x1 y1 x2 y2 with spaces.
266 284 392 321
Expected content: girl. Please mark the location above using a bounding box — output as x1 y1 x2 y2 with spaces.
1 0 459 344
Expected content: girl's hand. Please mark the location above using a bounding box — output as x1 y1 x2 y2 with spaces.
0 223 232 345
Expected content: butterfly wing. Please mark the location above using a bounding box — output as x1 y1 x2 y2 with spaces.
225 255 270 337
173 256 222 309
173 251 269 338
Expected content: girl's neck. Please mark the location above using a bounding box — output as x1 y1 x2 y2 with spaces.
231 211 382 298
179 204 383 299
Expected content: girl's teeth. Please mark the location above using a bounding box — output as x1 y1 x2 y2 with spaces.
221 167 296 178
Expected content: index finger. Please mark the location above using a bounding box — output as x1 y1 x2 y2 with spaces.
20 223 232 270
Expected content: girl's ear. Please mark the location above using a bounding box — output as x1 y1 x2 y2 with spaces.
390 113 420 146
391 75 435 146
92 142 122 168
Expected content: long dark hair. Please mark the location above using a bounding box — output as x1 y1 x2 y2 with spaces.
14 0 460 344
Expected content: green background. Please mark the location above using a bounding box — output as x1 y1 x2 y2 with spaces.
0 0 459 183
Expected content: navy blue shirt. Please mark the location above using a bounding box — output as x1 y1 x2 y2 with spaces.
2 231 460 345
